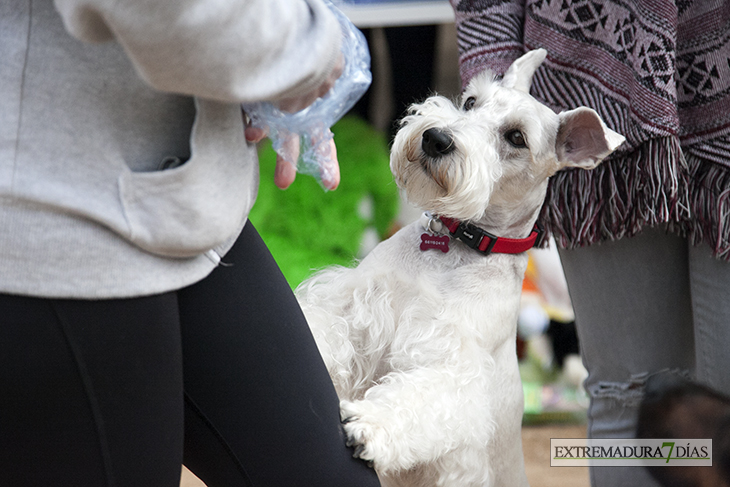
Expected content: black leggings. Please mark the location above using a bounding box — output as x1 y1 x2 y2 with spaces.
0 222 379 487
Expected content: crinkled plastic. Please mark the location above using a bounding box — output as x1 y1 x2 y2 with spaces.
242 1 371 190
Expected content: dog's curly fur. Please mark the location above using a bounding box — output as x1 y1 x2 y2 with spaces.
296 50 624 487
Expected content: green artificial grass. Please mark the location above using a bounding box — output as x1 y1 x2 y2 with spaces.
248 115 399 288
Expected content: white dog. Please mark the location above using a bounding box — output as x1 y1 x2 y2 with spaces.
296 49 624 487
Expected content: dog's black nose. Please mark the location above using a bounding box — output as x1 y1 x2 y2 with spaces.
422 128 455 158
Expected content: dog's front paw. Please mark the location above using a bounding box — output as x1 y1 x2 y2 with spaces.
340 399 412 472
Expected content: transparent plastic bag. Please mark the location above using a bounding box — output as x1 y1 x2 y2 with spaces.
242 1 371 189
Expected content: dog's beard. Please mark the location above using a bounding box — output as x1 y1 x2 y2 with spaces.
420 156 451 192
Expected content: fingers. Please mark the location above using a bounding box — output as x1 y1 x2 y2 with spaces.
243 111 297 189
243 109 267 143
274 156 297 190
320 139 340 190
244 125 267 144
242 56 344 190
275 135 300 189
274 139 339 190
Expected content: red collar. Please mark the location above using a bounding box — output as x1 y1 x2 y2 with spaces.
438 216 542 255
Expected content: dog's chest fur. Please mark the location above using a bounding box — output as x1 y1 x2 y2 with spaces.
360 221 527 352
372 222 526 306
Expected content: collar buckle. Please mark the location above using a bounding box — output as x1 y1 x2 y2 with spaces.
451 222 498 255
438 215 541 256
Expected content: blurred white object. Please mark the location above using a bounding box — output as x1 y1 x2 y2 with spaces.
563 354 589 389
518 303 549 338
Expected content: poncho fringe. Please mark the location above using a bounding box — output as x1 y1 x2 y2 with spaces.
539 137 689 248
684 155 730 260
539 139 730 261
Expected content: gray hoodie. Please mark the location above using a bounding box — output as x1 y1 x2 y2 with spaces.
0 0 341 298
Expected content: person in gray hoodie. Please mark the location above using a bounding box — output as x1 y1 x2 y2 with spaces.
0 1 380 486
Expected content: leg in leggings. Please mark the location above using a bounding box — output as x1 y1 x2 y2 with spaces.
0 293 184 487
558 226 695 487
178 221 380 487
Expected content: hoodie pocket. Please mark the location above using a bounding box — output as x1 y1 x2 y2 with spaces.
118 99 258 257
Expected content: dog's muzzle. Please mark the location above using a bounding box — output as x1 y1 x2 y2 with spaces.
421 128 455 158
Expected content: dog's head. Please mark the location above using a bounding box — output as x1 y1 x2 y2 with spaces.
390 49 625 222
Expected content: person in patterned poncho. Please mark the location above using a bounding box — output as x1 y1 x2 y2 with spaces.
450 1 730 486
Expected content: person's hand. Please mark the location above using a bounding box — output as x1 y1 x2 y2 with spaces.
243 56 344 190
243 123 294 188
277 54 345 113
244 120 340 191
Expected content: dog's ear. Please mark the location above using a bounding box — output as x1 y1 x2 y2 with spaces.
556 107 625 170
501 49 547 93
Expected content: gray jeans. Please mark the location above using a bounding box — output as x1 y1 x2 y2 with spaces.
558 225 730 487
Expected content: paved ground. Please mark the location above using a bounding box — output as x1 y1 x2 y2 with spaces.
522 423 590 487
180 423 590 487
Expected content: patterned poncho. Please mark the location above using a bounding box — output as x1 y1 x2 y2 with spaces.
451 0 730 259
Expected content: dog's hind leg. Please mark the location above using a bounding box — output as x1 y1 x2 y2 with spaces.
300 303 358 394
297 266 397 399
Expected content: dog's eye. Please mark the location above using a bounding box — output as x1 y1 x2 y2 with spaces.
505 130 527 148
462 97 476 111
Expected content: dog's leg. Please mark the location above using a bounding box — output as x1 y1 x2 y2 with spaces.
300 301 357 394
297 266 398 400
486 341 530 487
340 364 494 478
